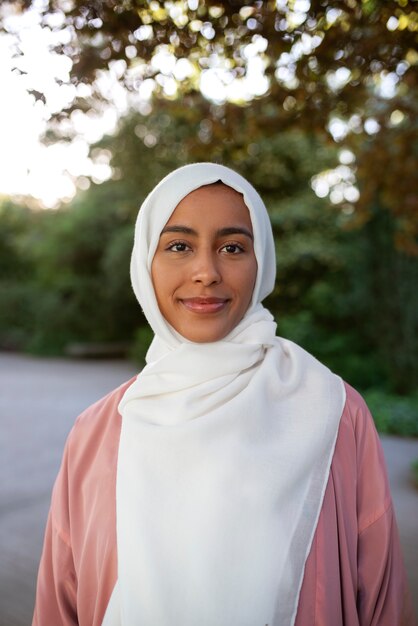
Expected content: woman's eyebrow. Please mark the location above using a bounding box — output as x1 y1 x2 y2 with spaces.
160 225 253 240
216 227 253 241
160 225 197 236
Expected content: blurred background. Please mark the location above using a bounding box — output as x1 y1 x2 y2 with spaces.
0 0 417 623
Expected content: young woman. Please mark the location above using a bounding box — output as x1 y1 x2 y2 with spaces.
33 163 415 626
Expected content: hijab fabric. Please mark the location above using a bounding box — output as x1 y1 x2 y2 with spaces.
104 163 345 626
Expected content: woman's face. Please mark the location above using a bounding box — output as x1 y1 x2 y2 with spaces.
151 183 257 343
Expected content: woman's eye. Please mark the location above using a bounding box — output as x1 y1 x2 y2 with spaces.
167 241 189 252
221 243 244 254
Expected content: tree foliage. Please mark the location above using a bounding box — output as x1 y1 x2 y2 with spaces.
2 96 417 391
0 2 417 392
3 0 418 247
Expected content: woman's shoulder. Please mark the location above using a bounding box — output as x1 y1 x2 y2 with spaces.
333 381 392 529
339 381 381 448
76 376 136 423
66 376 137 459
341 381 371 421
330 381 378 476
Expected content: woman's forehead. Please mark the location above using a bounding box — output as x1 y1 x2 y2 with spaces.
178 181 245 200
164 183 253 230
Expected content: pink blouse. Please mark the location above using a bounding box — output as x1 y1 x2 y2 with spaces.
33 381 416 625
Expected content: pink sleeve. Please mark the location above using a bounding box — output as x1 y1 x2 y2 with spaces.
32 443 78 626
353 389 416 626
296 383 416 626
357 506 415 625
32 382 127 626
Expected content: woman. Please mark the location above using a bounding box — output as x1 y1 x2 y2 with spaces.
33 163 415 626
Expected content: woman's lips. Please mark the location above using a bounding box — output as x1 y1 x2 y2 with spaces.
180 297 229 313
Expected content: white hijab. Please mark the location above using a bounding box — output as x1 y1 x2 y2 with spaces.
104 163 345 626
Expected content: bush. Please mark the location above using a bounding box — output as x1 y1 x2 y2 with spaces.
0 281 40 350
362 389 418 437
278 311 386 390
129 325 154 366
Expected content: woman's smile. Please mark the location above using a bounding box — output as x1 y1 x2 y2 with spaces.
180 297 229 314
151 183 257 343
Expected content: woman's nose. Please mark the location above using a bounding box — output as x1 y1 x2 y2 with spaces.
191 250 221 285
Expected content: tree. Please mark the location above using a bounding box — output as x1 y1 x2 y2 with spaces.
1 1 417 390
75 100 392 389
80 95 418 391
2 0 417 248
0 198 39 349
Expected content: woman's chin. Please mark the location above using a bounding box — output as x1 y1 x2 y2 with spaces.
176 321 231 343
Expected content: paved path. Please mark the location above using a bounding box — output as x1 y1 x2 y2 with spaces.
380 436 418 604
1 353 417 625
